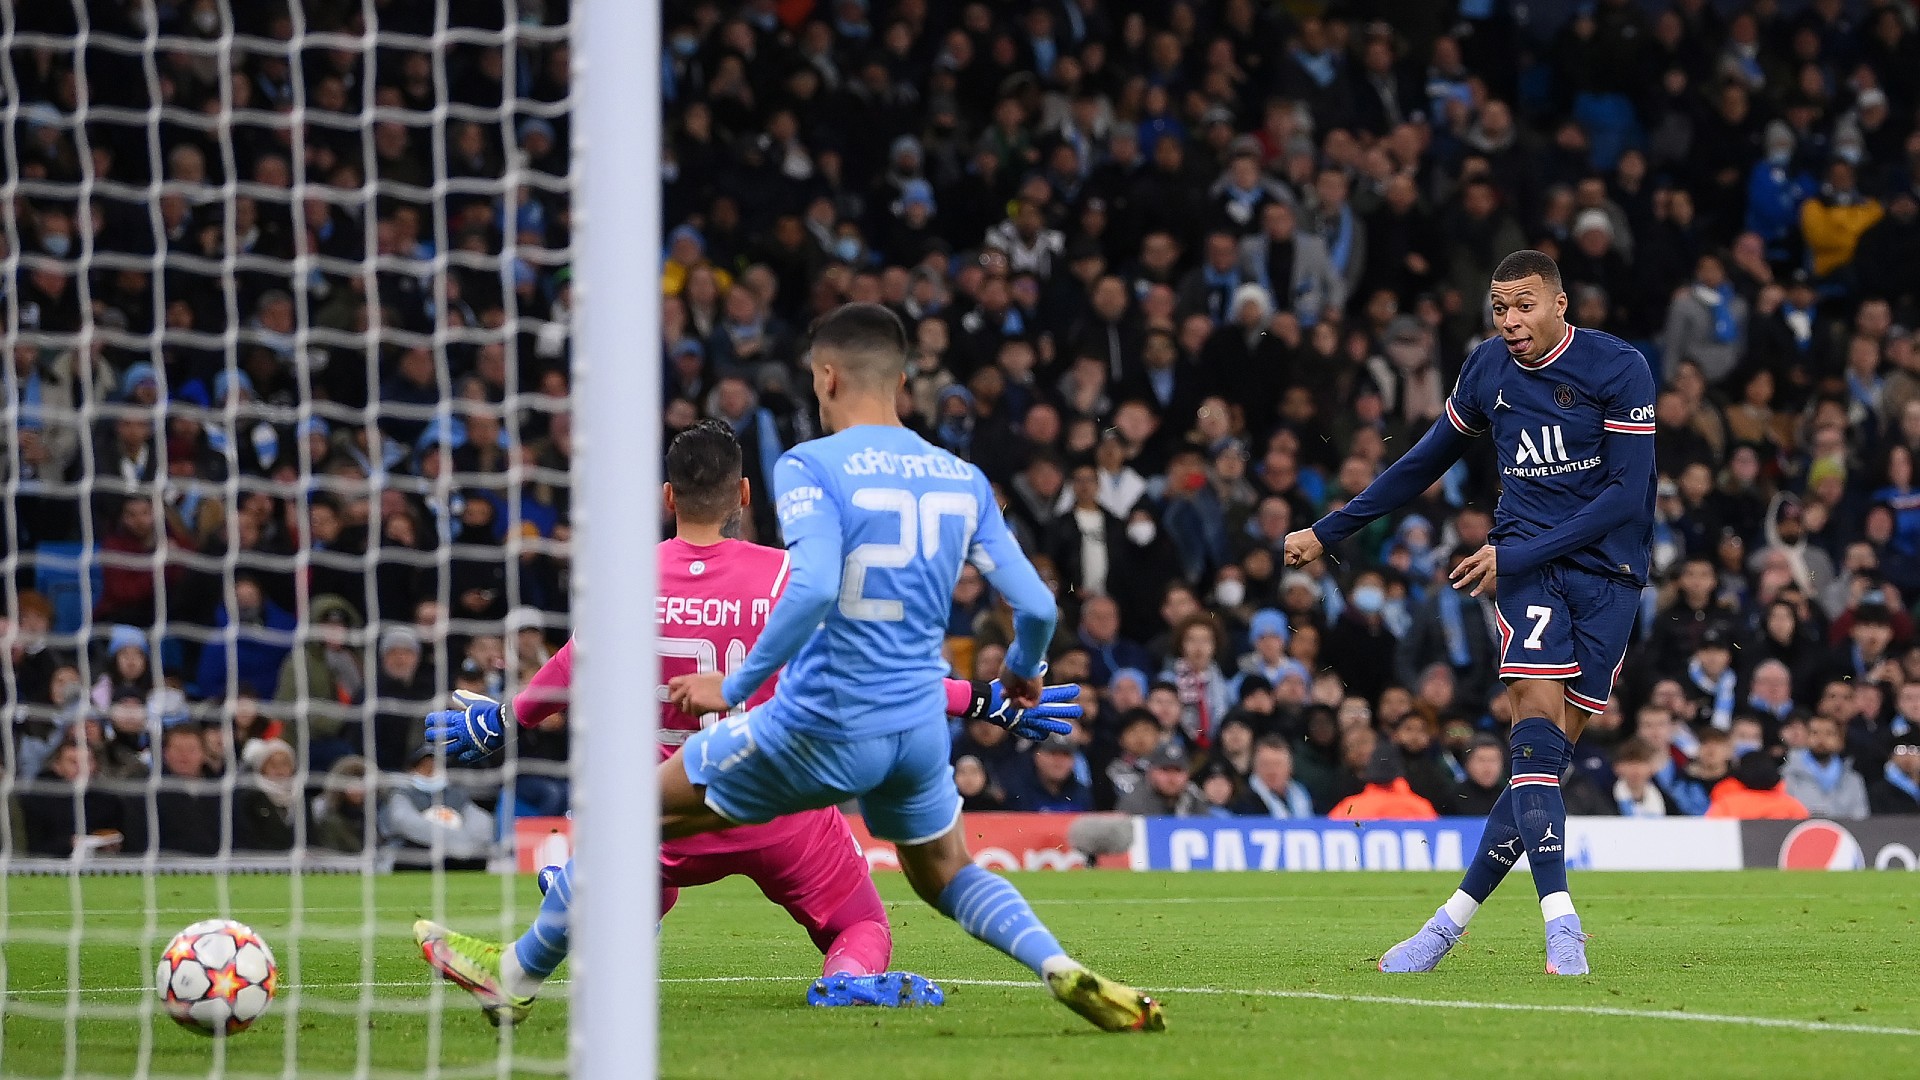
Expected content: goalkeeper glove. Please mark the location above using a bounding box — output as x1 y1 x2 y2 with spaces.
960 678 1082 741
425 690 512 763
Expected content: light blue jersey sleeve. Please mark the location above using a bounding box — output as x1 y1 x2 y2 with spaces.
968 472 1056 680
719 455 842 707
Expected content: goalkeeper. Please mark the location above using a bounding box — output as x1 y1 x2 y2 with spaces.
412 420 1079 1023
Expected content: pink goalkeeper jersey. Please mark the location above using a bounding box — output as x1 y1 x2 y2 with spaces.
513 537 811 856
513 537 791 744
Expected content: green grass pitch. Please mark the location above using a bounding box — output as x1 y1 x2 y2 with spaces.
1 870 1914 1078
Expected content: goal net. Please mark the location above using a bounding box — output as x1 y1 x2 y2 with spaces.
0 1 654 1076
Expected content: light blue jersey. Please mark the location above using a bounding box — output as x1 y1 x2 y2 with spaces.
718 425 1056 741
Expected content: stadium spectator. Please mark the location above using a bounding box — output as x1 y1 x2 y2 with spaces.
1446 736 1507 817
955 755 1007 813
381 745 496 871
1328 746 1437 820
233 738 300 852
1868 741 1920 814
21 733 130 857
24 0 1920 854
1234 737 1313 818
1610 738 1677 818
372 627 434 774
1783 715 1871 819
311 757 373 854
1094 710 1160 811
1707 752 1810 820
1004 735 1094 813
1114 742 1208 817
275 595 365 771
153 724 224 856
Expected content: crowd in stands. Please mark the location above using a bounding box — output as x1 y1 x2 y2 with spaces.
10 0 1920 860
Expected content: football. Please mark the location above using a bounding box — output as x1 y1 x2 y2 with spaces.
155 919 279 1037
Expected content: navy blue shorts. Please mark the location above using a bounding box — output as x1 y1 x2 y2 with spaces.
1493 563 1640 713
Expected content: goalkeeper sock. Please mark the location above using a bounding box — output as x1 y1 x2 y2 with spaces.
510 858 572 991
1507 717 1574 907
822 920 891 978
936 863 1068 979
1453 780 1525 925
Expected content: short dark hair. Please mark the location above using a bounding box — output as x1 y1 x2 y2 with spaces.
809 302 908 387
665 420 743 524
1492 249 1564 294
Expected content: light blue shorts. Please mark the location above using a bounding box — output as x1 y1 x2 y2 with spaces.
681 705 963 845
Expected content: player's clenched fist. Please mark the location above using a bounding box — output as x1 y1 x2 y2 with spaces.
1282 528 1324 568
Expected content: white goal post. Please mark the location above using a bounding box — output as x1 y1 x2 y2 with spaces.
567 1 661 1078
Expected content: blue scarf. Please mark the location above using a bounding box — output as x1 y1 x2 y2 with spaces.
1226 183 1265 210
1883 760 1920 803
1437 587 1472 668
1847 371 1882 413
1249 775 1315 818
753 408 783 489
1782 303 1815 350
1688 659 1737 730
936 415 973 457
1322 205 1356 277
1203 265 1241 291
1032 37 1057 77
1202 266 1241 323
1790 748 1848 793
7 359 43 432
1746 694 1792 722
1291 47 1337 88
1705 282 1739 344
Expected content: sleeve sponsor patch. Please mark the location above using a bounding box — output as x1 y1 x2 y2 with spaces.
777 485 825 525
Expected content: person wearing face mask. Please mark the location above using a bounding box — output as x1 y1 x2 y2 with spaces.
1103 507 1177 638
1744 121 1816 264
1320 570 1400 702
233 737 301 851
381 742 497 870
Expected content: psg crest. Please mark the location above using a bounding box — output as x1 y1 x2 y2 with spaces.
1554 384 1576 409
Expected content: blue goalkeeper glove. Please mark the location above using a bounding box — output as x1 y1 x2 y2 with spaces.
960 677 1082 740
424 690 513 763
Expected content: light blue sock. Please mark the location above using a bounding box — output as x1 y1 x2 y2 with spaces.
936 863 1067 978
513 859 571 980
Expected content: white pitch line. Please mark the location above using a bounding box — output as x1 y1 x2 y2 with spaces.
0 893 1867 919
6 974 1916 1038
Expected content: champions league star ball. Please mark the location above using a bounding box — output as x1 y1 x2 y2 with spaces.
156 919 279 1036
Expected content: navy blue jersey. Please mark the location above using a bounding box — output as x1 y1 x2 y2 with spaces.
1316 324 1658 586
1443 327 1657 584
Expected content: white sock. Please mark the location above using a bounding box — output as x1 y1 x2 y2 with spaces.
1540 891 1576 923
1039 954 1082 981
500 946 543 999
1441 890 1480 929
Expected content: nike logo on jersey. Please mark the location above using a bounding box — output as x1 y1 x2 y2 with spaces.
1494 389 1511 410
